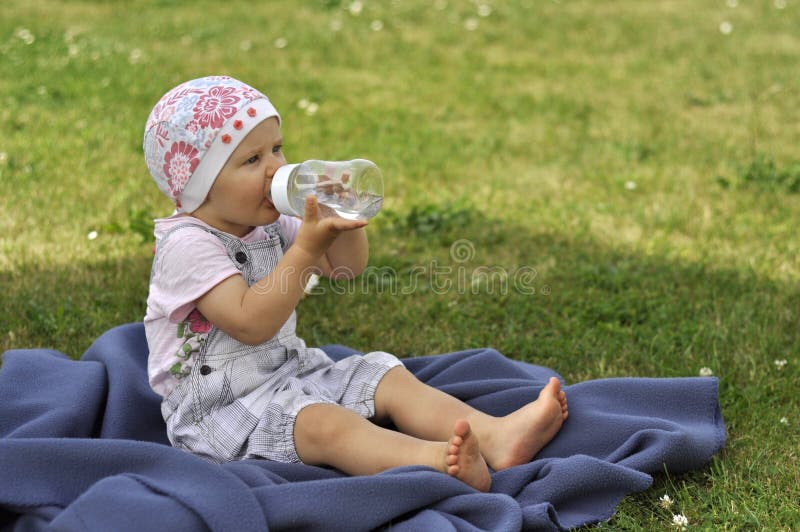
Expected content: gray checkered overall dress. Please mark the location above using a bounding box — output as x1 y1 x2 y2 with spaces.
158 222 401 464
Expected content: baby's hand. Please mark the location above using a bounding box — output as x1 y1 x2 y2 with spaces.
295 196 367 258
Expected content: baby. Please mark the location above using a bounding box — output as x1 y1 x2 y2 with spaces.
142 76 568 492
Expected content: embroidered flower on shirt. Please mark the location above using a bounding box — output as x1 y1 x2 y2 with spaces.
170 309 211 379
186 308 212 334
169 361 192 379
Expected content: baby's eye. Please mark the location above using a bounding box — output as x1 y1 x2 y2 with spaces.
272 145 283 154
245 154 260 165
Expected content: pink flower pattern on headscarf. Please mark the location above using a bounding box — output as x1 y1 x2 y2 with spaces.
163 141 200 200
192 86 241 129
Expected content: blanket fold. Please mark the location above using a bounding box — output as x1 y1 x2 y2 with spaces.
0 323 725 531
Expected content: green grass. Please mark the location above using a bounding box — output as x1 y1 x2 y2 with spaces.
2 0 799 528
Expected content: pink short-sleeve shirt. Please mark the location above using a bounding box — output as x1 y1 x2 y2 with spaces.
143 214 300 397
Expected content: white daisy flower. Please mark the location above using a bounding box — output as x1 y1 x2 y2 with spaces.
672 513 689 529
349 1 363 15
699 367 714 377
15 28 35 45
129 48 143 64
659 494 674 509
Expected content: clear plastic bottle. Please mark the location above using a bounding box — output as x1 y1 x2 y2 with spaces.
270 159 383 220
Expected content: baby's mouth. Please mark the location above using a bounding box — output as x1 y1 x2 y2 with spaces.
264 183 275 208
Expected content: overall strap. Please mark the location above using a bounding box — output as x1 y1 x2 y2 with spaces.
152 221 284 286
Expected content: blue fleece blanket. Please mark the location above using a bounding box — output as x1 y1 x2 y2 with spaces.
0 323 725 531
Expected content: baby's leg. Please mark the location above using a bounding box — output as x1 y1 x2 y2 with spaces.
294 403 491 491
373 367 568 471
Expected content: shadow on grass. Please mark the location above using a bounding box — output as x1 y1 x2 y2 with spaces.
301 215 797 380
4 214 797 384
1 252 153 359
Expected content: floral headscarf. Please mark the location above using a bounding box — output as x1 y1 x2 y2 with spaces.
143 76 281 212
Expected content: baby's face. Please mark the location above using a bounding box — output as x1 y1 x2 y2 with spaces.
192 117 286 236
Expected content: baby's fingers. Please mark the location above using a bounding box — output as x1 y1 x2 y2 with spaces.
303 196 320 223
323 217 369 233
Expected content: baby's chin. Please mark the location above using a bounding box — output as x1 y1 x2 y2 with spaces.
260 203 281 224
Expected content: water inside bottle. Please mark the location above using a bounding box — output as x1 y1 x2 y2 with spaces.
291 169 382 220
317 192 383 220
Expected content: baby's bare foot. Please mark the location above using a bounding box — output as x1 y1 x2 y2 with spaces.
444 419 492 492
484 377 568 471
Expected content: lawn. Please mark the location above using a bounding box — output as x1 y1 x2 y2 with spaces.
1 0 798 529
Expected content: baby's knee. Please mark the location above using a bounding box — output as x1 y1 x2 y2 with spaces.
294 403 349 454
373 366 420 419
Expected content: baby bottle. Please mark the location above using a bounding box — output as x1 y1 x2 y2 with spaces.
270 159 383 220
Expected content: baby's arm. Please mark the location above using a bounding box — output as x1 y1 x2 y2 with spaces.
317 222 368 279
195 196 367 345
